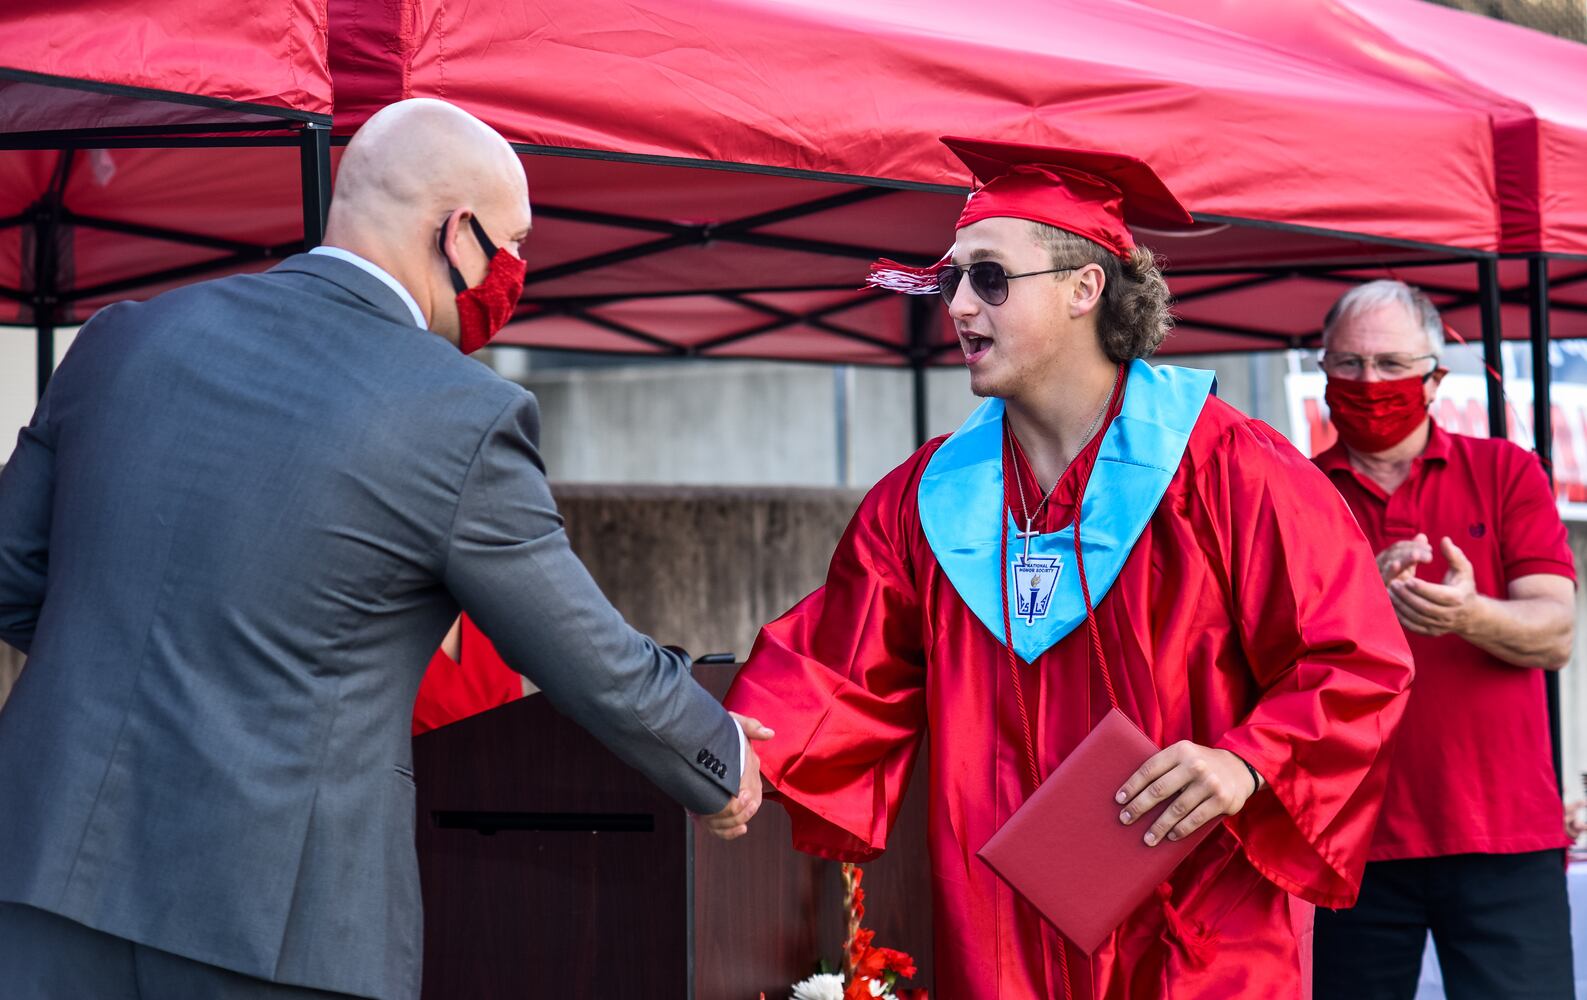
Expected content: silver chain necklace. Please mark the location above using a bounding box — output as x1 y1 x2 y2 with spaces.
1010 365 1122 560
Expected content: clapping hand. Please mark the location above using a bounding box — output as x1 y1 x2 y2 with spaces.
1388 536 1479 637
1376 533 1433 585
702 713 774 841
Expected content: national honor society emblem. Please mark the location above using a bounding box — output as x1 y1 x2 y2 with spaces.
1011 553 1062 625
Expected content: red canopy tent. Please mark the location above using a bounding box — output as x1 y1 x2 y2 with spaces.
1360 0 1587 259
330 0 1516 395
0 0 336 396
1137 0 1587 426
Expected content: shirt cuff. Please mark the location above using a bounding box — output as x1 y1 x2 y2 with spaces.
1504 559 1577 585
734 716 748 785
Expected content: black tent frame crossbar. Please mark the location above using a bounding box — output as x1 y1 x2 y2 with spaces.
4 120 331 395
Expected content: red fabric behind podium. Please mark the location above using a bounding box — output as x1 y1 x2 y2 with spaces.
412 616 523 735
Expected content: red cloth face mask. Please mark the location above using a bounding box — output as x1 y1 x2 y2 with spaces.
442 214 527 355
1324 373 1438 453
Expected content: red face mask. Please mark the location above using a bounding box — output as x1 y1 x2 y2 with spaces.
442 215 527 355
1324 373 1438 453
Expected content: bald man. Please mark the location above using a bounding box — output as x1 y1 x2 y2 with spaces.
0 99 766 999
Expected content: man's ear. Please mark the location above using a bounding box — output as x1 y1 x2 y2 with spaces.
1425 366 1447 406
438 208 471 272
1070 262 1106 319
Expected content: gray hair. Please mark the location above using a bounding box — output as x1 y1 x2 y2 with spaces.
1322 279 1445 357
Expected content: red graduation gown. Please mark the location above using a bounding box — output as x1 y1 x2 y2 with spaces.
725 389 1413 999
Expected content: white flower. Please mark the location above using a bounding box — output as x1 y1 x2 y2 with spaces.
790 973 845 1000
869 978 887 997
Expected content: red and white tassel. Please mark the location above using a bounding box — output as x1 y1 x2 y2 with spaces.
864 251 951 295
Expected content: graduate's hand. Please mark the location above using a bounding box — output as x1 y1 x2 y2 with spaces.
1115 743 1258 847
1376 533 1433 586
701 713 775 841
1387 536 1478 637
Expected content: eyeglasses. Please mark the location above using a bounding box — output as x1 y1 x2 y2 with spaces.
1318 351 1440 380
937 261 1083 306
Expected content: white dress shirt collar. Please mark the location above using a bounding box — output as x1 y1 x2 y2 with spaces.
308 246 427 329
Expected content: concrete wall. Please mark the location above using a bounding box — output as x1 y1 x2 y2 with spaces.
511 359 982 488
554 484 863 659
503 351 1293 489
0 327 78 460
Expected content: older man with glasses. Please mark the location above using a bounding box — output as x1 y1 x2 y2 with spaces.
1311 279 1578 999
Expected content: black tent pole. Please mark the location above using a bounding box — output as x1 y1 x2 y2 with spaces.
1526 255 1564 796
299 123 331 248
30 150 73 402
32 197 58 402
907 296 933 448
1477 258 1505 439
1528 255 1554 479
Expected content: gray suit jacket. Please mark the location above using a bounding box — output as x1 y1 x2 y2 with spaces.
0 254 742 999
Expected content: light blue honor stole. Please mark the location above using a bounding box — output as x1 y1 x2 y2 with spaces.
918 360 1215 663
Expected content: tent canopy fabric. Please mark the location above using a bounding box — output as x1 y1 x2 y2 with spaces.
0 3 332 330
333 0 1500 249
10 0 1582 361
1139 0 1587 258
1344 0 1587 258
328 0 1523 363
0 0 332 136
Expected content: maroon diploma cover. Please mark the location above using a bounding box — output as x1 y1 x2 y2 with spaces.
977 708 1222 953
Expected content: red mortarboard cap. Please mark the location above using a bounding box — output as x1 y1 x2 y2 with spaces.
945 135 1194 259
866 137 1193 295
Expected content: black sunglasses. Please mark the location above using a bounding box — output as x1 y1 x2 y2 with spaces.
937 261 1083 306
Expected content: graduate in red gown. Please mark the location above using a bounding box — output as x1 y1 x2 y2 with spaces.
724 138 1416 998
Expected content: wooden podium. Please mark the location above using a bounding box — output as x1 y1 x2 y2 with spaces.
412 663 932 999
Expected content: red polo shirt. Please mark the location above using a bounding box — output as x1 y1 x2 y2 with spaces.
1315 421 1574 861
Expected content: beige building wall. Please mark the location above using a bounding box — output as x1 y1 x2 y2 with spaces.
501 352 1292 490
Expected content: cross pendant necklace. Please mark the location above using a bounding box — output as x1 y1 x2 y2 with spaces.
1016 517 1041 563
1008 365 1123 545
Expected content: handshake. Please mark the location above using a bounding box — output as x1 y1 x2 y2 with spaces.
701 712 775 841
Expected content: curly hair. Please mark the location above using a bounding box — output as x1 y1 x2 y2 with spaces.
1031 222 1174 362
